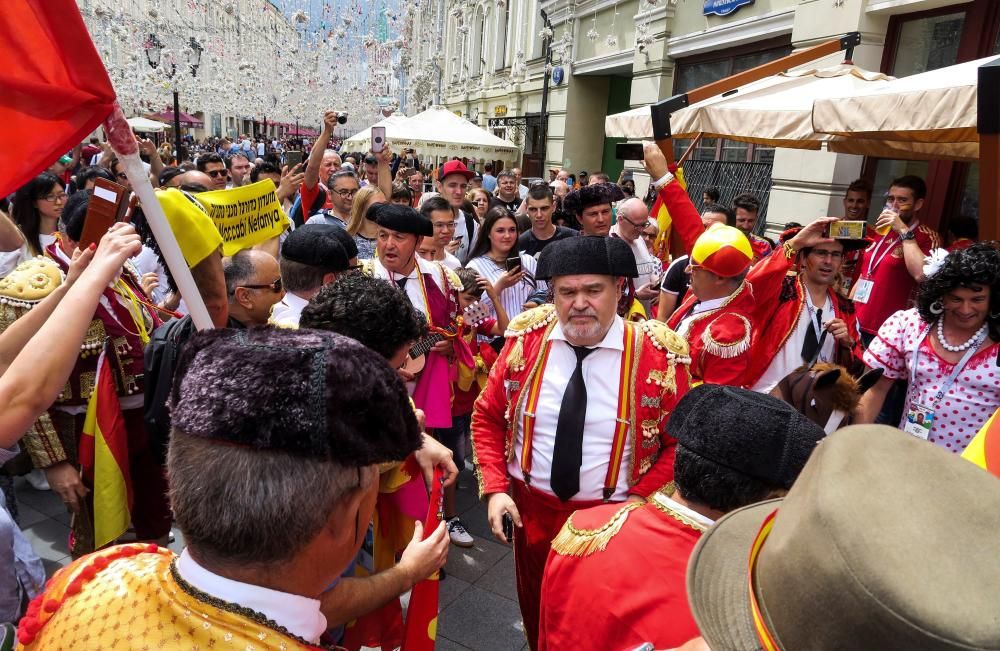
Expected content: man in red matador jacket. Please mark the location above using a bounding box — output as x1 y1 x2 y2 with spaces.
538 385 826 651
744 218 870 396
642 143 755 387
470 235 692 650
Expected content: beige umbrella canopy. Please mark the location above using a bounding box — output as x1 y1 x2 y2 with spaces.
384 106 519 159
605 64 894 149
812 55 998 157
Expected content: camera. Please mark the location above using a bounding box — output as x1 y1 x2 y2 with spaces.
336 112 348 124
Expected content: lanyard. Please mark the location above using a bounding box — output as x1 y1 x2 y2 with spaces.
864 231 900 278
802 286 827 341
910 325 982 407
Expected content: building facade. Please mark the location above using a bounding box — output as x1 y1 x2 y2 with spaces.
438 0 999 236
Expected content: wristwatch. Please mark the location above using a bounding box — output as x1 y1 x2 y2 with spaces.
900 229 916 241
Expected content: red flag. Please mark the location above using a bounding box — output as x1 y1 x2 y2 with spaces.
402 468 445 650
0 0 116 197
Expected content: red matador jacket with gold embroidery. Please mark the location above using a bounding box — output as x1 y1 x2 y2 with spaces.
657 177 755 387
471 304 692 500
744 245 862 388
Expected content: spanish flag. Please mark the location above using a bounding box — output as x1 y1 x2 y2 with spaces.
962 408 1000 478
650 166 687 263
78 348 133 549
402 467 445 651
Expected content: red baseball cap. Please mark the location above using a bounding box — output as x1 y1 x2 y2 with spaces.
439 159 475 181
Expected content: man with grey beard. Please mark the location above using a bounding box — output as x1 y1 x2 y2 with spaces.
471 235 693 650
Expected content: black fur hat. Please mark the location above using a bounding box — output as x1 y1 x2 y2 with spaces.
536 235 638 280
667 384 825 489
562 182 626 217
169 327 422 465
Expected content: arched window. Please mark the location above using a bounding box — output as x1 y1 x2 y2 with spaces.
471 6 485 76
494 2 510 71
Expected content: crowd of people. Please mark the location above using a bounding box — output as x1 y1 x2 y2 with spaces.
0 107 996 651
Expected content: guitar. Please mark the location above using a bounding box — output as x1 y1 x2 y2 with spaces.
402 301 493 376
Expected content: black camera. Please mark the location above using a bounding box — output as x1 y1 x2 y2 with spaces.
336 112 348 124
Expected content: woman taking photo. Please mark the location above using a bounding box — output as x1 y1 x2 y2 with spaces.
859 242 1000 453
466 187 491 223
0 173 66 277
466 206 545 319
345 185 385 260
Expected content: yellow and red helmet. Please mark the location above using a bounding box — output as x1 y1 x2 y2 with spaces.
691 223 754 277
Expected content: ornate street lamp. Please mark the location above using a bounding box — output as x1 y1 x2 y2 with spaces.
144 33 202 163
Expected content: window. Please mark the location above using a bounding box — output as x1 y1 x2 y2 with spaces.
892 12 965 76
471 8 485 76
495 3 510 70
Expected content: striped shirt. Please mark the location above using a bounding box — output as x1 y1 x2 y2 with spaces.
466 253 546 320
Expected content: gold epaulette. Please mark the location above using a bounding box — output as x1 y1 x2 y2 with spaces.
701 313 751 359
550 501 643 558
442 264 464 292
504 303 557 372
0 256 63 309
639 319 691 363
359 258 377 277
504 303 556 338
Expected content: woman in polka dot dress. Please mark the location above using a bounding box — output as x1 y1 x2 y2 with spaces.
858 243 1000 453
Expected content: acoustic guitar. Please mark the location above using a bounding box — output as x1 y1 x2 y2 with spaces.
402 301 492 376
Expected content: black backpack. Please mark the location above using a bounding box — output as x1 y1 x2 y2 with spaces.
143 315 197 464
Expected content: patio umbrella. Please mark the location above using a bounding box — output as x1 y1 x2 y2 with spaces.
813 55 998 150
606 64 894 150
126 116 165 133
381 105 519 159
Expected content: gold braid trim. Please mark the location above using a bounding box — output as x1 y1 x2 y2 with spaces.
550 501 643 558
649 491 709 533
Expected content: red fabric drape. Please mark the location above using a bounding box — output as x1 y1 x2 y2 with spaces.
0 0 115 197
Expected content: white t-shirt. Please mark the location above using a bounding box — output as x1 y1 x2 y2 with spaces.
466 253 545 320
752 293 835 393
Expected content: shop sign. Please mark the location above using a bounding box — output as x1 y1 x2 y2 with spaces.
704 0 754 17
494 105 508 117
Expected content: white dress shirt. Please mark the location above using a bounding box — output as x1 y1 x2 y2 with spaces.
675 296 729 338
752 292 835 393
509 316 632 500
177 549 327 643
270 291 310 327
366 256 449 319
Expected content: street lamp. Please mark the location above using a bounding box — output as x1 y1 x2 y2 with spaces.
144 33 201 163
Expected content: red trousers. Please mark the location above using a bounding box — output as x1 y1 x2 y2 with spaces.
510 480 608 651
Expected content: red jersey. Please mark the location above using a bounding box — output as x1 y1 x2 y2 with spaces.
452 320 498 416
854 223 940 335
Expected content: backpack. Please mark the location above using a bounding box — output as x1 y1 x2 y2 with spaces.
143 315 196 464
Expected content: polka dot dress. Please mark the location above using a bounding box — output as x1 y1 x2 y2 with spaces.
864 309 1000 453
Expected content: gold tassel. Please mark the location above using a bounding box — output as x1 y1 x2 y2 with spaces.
507 335 525 372
550 502 643 557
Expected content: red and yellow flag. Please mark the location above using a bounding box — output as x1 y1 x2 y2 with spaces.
78 349 133 549
402 467 445 651
962 408 1000 478
650 166 687 263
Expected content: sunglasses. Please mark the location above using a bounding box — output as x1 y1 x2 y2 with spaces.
207 169 228 178
237 277 282 293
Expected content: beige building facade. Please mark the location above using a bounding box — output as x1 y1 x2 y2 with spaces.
439 0 996 234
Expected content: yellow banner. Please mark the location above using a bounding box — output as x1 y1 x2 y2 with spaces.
195 180 289 256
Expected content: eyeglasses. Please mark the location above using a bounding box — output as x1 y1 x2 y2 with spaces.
619 214 648 229
206 169 228 178
237 277 282 293
641 231 657 241
432 221 457 230
334 189 358 198
41 193 68 203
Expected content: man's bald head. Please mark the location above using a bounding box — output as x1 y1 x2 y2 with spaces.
178 170 214 190
549 180 569 200
616 198 650 242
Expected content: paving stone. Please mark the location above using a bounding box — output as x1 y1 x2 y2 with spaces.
41 556 69 578
436 637 474 650
444 535 510 584
439 585 526 651
474 551 518 602
13 504 48 529
439 574 471 610
14 479 68 518
21 517 71 562
459 502 496 541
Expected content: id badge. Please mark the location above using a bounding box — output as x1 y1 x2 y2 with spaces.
853 278 874 304
903 402 934 441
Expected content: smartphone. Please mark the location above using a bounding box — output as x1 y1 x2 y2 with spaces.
502 513 514 543
823 220 866 240
371 126 387 154
615 142 644 160
285 150 303 168
505 256 522 272
79 178 128 249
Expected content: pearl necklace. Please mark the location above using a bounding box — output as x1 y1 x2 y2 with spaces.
936 318 987 352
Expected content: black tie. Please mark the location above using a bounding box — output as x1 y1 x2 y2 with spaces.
395 277 408 291
801 307 823 363
551 345 596 502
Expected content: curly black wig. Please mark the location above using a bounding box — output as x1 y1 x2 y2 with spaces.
299 273 428 360
917 241 1000 340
